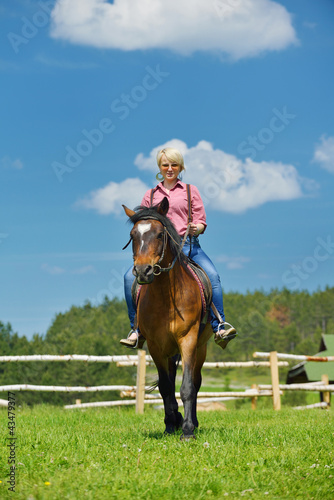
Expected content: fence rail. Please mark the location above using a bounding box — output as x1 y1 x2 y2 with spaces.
64 390 280 410
258 384 334 392
0 354 288 368
254 352 334 362
117 360 289 368
0 384 145 393
294 402 329 410
0 354 141 363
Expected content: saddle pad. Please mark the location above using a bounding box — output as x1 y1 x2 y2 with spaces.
186 259 212 315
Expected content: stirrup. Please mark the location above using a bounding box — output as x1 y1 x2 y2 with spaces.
214 322 237 350
120 330 145 349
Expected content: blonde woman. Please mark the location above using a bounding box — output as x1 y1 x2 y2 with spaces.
120 147 237 349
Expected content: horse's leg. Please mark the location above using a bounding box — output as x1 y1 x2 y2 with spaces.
159 363 180 434
191 343 207 429
148 343 179 434
179 330 199 440
168 355 183 430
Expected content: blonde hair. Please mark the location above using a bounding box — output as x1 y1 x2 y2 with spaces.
156 147 185 172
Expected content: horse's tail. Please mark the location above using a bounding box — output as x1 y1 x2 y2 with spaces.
146 379 159 394
146 354 181 393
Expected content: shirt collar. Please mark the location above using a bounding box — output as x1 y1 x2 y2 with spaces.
156 179 184 193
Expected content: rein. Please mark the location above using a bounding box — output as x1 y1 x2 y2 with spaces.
152 224 190 276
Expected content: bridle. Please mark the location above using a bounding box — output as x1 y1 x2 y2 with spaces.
152 224 190 275
122 217 190 276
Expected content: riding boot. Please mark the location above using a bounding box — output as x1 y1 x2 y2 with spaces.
120 329 146 349
214 322 237 350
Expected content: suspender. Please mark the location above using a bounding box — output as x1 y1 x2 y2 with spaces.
150 184 192 223
186 184 192 224
150 187 155 206
185 184 193 256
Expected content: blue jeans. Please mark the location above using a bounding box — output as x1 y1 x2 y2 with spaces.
124 236 225 332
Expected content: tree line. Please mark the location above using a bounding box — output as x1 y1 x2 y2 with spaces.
0 287 333 405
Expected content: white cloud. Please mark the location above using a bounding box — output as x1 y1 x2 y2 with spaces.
41 263 96 275
41 263 65 275
1 156 23 169
313 135 334 174
71 265 96 275
50 0 298 60
74 178 150 215
77 139 317 215
303 21 317 30
216 255 251 270
135 139 317 213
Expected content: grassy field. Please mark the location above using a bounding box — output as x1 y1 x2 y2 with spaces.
1 404 334 499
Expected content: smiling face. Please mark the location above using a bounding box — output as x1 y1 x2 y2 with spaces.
159 153 181 184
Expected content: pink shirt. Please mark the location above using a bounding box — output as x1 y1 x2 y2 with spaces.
141 180 207 236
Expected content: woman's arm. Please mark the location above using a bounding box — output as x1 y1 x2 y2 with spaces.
190 186 207 234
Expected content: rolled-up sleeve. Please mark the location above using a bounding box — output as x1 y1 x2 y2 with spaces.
191 185 207 233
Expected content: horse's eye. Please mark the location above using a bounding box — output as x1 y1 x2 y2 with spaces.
157 232 163 240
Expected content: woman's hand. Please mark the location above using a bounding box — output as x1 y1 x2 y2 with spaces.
188 223 204 236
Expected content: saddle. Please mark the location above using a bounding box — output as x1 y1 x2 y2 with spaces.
131 259 212 320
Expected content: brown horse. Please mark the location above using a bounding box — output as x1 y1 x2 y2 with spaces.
123 197 213 440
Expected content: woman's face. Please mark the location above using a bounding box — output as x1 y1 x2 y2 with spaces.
159 154 181 183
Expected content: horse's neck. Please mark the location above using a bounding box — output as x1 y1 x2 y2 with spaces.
157 248 186 289
148 246 185 290
164 245 185 277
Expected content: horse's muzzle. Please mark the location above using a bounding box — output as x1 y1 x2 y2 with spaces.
133 264 154 284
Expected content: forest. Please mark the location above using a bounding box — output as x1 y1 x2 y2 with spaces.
1 287 333 405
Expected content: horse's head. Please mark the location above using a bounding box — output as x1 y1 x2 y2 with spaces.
123 197 170 284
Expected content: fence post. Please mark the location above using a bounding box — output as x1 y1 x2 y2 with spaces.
321 374 330 408
136 350 146 414
270 351 281 410
251 384 258 410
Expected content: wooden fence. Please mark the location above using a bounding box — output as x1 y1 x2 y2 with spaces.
0 351 332 411
253 351 333 410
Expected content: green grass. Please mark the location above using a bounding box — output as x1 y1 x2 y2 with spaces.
1 405 334 499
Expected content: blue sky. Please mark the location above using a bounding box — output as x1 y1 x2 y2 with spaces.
1 0 334 339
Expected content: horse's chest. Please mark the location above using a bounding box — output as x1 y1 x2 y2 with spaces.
138 287 186 330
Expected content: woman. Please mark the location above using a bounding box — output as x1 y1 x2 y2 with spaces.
120 147 237 350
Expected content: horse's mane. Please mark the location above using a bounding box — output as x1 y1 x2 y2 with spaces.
129 204 188 267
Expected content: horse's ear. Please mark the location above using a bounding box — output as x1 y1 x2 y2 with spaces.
122 204 135 218
157 197 169 216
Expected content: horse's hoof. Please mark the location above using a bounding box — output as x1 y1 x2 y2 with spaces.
180 434 196 441
164 427 175 435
